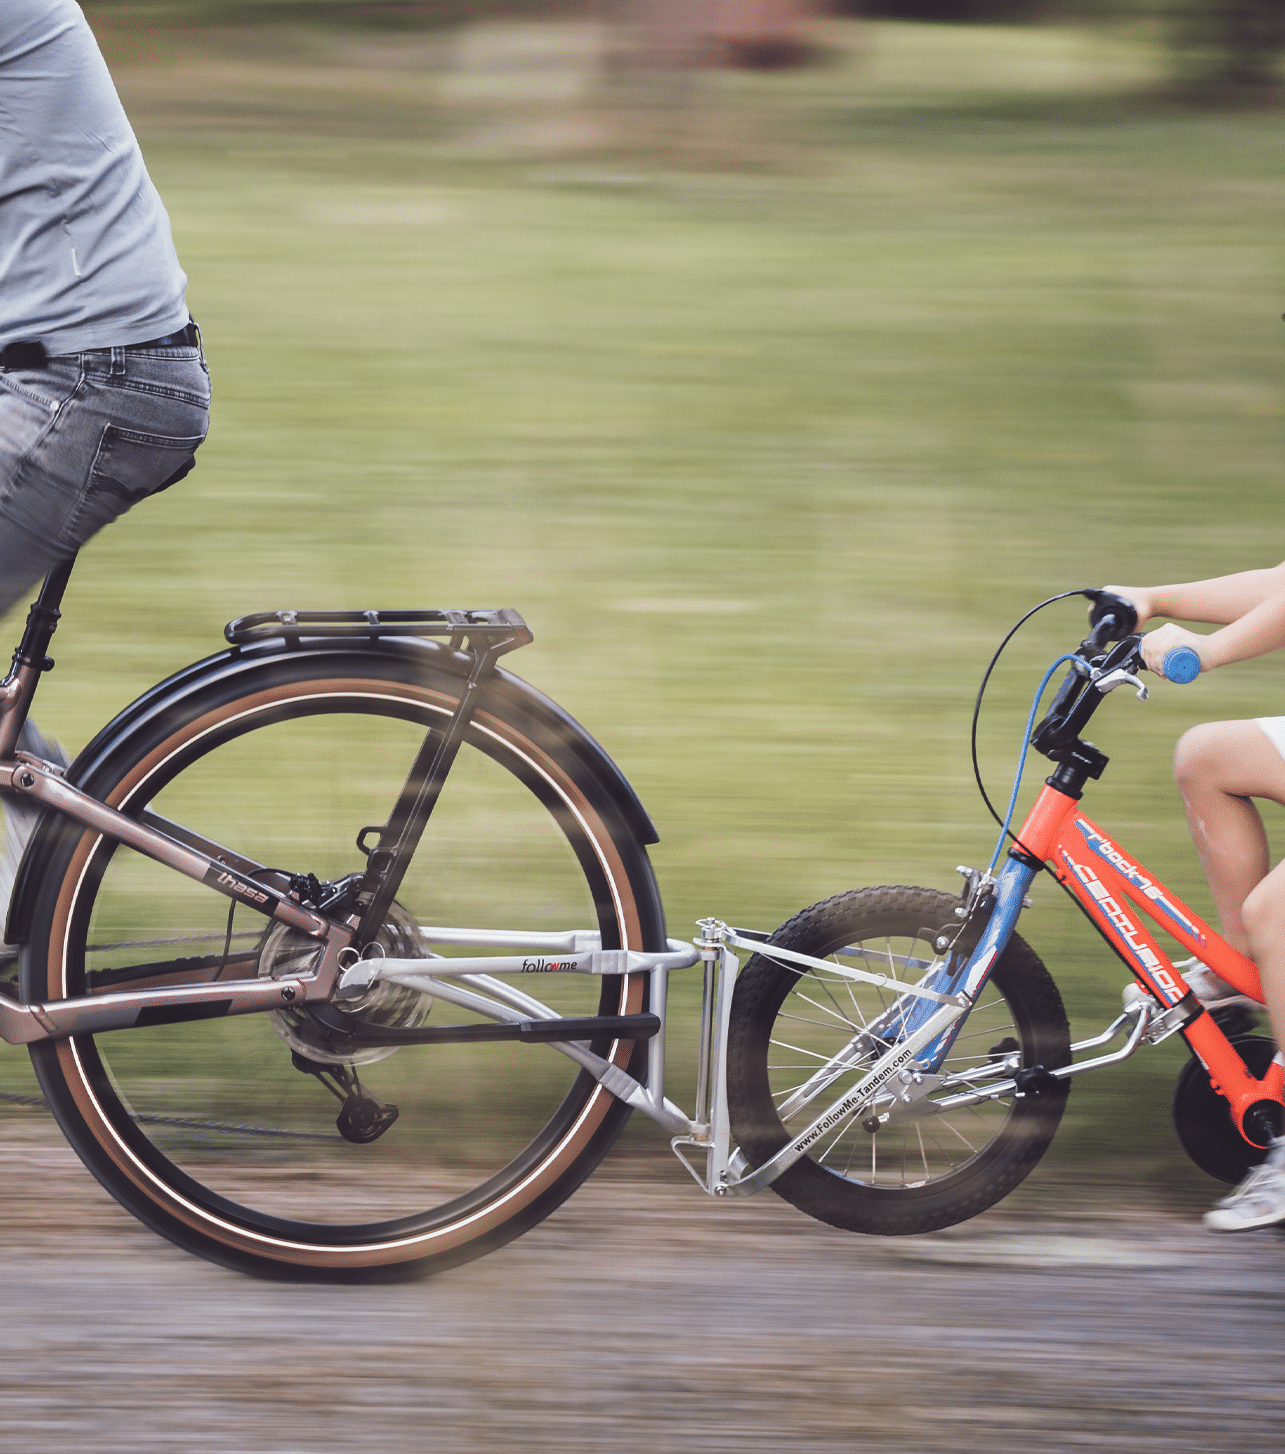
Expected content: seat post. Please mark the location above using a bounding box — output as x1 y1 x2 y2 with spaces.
0 553 78 760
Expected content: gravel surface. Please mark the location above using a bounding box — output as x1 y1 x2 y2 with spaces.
2 1126 1283 1453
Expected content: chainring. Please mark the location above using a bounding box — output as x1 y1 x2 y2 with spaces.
1172 1034 1277 1184
260 902 436 1065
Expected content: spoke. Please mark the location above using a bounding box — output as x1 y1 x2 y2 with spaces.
808 972 861 1030
818 1129 847 1169
950 1021 1018 1045
841 1125 861 1177
841 969 864 1024
945 1072 1000 1094
915 1120 928 1181
768 1037 843 1063
772 1072 857 1115
967 995 1006 1016
771 1023 872 1121
938 1117 979 1153
777 1002 862 1031
769 1061 848 1076
875 940 894 1013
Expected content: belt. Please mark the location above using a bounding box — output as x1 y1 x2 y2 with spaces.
0 320 199 371
125 321 201 351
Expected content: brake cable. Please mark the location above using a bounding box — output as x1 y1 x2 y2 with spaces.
983 652 1084 877
970 589 1094 864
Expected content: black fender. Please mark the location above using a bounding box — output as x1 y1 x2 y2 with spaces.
7 634 659 947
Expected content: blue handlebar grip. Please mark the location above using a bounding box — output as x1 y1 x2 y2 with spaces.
1162 646 1201 684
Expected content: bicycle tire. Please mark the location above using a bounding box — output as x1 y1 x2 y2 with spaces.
21 640 665 1279
726 885 1070 1236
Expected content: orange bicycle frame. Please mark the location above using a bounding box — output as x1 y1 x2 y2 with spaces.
1012 783 1283 1148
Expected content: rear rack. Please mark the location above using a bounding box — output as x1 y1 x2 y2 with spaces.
224 607 533 656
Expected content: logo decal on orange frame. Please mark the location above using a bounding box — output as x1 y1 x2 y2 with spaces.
1060 849 1186 1006
1072 819 1204 945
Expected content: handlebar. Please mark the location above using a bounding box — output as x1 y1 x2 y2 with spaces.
1081 635 1201 686
1160 646 1201 683
983 591 1207 805
1083 589 1201 683
1083 589 1138 649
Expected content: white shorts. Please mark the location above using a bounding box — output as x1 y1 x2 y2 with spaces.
1254 717 1285 762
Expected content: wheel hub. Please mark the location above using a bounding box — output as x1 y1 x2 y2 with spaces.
260 901 436 1065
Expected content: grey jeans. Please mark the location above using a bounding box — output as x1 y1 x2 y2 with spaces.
0 341 210 618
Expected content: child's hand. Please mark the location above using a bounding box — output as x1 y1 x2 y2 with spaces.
1140 622 1207 677
1101 585 1152 628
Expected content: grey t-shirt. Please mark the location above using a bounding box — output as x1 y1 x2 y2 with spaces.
0 0 189 354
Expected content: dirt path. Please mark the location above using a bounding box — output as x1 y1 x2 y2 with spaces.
2 1131 1282 1453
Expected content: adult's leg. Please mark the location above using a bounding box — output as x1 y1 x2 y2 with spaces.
0 347 209 940
0 347 208 618
0 359 89 617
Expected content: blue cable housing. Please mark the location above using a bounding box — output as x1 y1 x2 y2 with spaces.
985 653 1082 877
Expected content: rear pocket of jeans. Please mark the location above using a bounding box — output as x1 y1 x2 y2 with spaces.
61 424 207 547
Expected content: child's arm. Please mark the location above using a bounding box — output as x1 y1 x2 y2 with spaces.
1104 562 1285 630
1103 562 1285 678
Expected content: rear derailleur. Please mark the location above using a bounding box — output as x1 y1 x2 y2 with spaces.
290 1051 399 1145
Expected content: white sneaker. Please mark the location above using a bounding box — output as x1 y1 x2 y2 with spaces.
1204 1139 1285 1232
1123 957 1260 1014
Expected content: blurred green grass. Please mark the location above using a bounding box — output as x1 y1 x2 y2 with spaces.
6 17 1285 1188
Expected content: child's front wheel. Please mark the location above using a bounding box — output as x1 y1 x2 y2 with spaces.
726 885 1071 1236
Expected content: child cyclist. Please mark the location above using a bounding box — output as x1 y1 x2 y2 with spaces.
1105 564 1285 1231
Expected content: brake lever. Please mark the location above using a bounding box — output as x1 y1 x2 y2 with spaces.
1089 633 1147 700
1092 665 1148 701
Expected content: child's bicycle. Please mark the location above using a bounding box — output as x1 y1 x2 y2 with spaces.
0 568 1277 1279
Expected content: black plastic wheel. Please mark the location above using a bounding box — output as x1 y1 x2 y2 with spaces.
726 885 1071 1236
1173 1035 1277 1185
22 641 665 1279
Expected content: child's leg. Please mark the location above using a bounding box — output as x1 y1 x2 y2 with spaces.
1181 723 1285 1232
1174 721 1285 949
1174 719 1285 1047
1240 861 1285 1053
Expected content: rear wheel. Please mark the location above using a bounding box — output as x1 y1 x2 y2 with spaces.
22 646 664 1279
726 886 1071 1236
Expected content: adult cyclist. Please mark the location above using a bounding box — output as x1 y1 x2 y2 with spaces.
0 2 209 905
